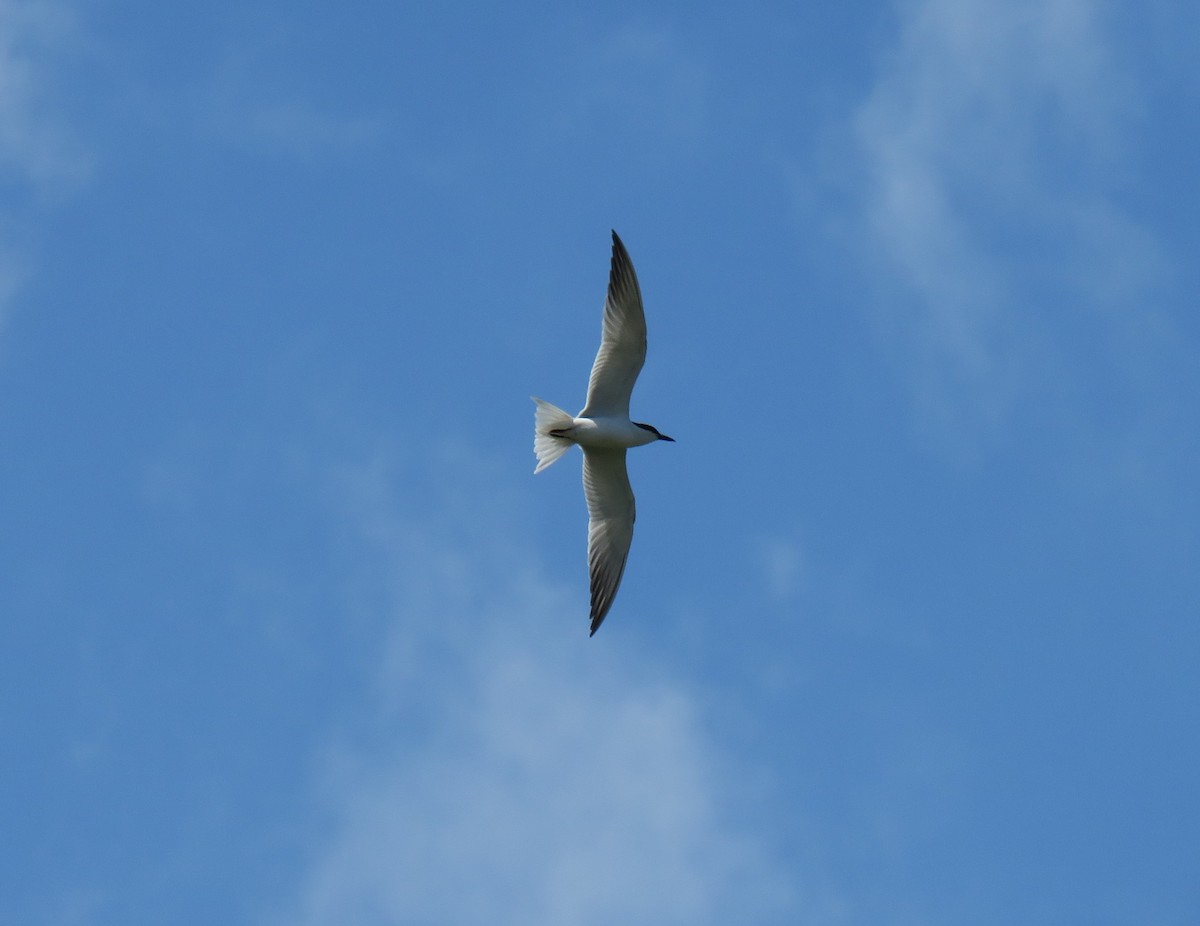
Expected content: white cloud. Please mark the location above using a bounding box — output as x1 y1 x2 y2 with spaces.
198 44 384 161
200 89 384 160
846 0 1165 436
265 451 796 926
0 0 88 190
759 537 808 601
0 0 88 340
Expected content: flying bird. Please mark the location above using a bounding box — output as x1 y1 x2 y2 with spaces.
532 231 674 636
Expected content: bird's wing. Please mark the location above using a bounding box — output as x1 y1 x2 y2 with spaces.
582 447 636 635
580 231 647 419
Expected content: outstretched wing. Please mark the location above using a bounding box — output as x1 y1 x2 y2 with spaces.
582 447 636 635
580 231 647 419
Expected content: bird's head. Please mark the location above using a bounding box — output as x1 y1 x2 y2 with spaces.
634 422 674 442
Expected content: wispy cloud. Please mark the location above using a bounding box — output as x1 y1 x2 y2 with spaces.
264 450 796 926
0 0 89 191
197 44 384 161
844 0 1167 438
199 88 384 161
758 536 808 602
0 0 89 339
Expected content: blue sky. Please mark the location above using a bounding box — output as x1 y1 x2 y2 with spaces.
2 0 1198 923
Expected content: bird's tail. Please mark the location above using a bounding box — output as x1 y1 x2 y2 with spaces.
531 397 575 473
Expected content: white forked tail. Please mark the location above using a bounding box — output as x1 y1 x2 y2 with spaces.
531 397 575 473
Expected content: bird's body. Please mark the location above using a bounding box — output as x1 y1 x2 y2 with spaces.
553 416 663 450
532 231 673 636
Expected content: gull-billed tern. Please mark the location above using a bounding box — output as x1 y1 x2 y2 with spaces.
532 231 673 636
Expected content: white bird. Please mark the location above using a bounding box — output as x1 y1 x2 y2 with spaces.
532 231 673 636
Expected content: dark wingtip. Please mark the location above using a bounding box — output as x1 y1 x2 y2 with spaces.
606 231 638 305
